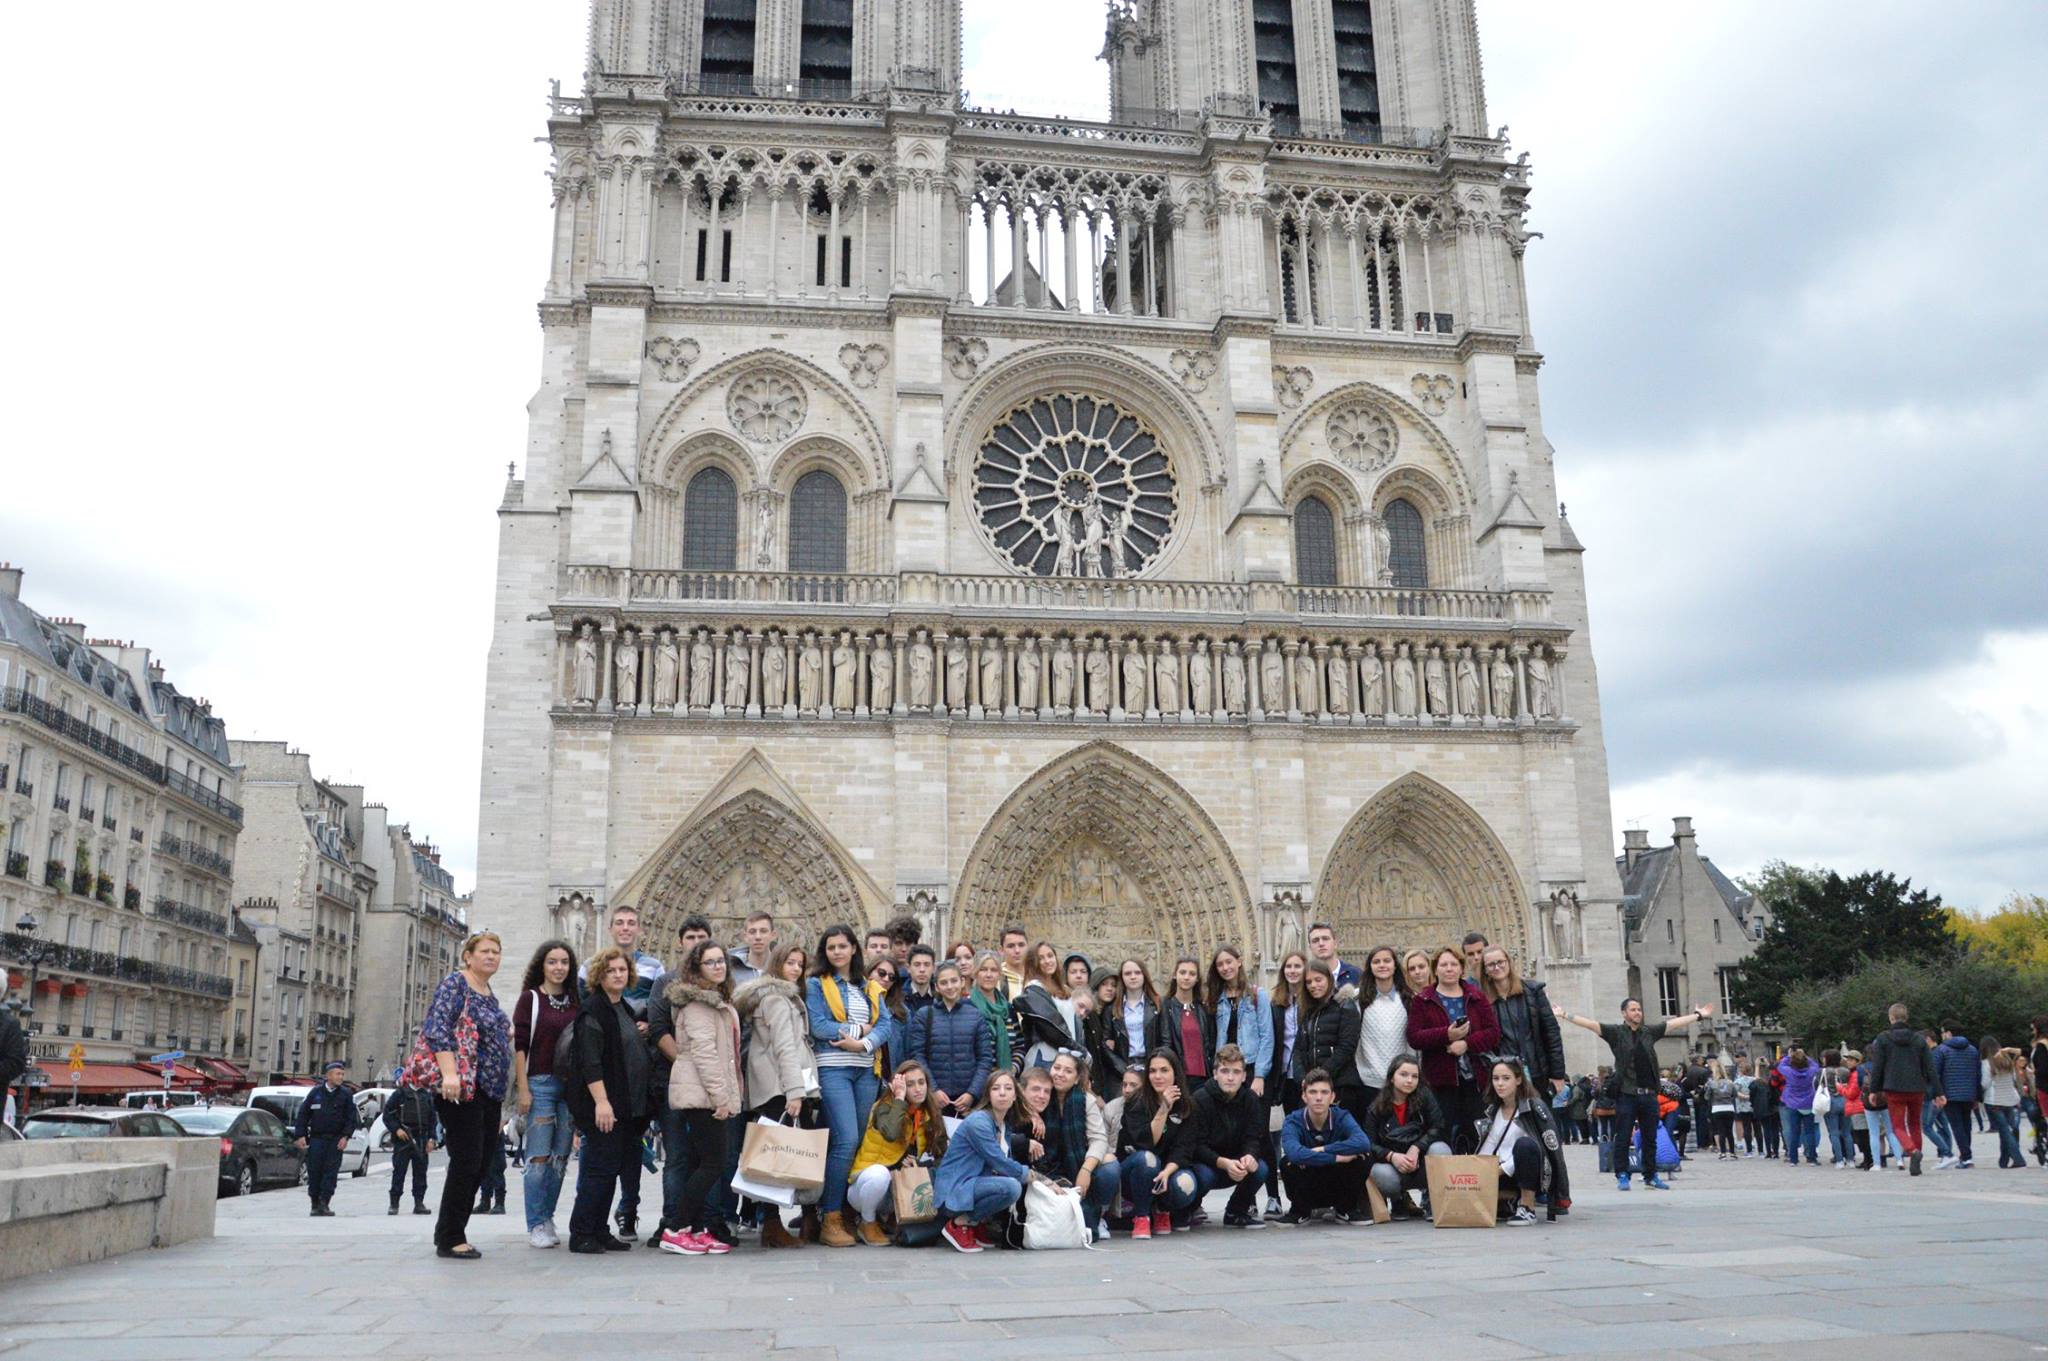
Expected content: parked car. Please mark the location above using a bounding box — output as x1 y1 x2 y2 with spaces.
168 1106 305 1197
0 1120 20 1142
21 1109 188 1139
118 1089 205 1110
246 1084 378 1177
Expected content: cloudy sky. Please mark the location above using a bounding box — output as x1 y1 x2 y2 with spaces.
2 3 2041 909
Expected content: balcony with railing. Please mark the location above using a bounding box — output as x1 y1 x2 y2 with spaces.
0 931 234 998
160 766 243 826
3 686 165 782
151 896 229 936
158 832 234 879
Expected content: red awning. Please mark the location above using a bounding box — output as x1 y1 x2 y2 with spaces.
162 1063 209 1091
194 1059 252 1090
57 1063 161 1094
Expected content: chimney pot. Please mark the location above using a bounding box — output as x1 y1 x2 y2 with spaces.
1673 816 1695 841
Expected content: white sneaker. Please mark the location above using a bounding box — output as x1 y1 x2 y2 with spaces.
1934 1156 1956 1169
530 1225 556 1249
1094 1222 1110 1242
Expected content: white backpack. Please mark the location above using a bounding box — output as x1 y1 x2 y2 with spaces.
1020 1178 1092 1250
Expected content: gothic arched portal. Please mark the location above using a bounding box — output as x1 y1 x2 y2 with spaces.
951 742 1252 969
1311 772 1530 962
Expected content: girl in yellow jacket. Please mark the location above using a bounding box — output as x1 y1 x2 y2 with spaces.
845 1060 950 1245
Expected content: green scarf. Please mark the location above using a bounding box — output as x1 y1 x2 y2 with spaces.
969 987 1012 1072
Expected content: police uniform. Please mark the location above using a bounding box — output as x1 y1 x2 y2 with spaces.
294 1078 357 1214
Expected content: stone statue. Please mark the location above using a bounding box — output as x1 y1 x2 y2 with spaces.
1325 649 1350 714
762 633 788 708
689 630 714 707
614 629 639 708
908 631 935 708
1424 644 1449 717
1050 637 1076 711
1050 506 1081 578
1371 516 1393 587
1360 646 1384 714
754 499 777 569
1392 642 1418 717
1189 639 1212 714
868 635 893 711
652 628 680 708
1221 641 1247 714
978 637 1003 709
1489 647 1515 720
831 631 856 712
797 633 824 712
1294 647 1318 715
1259 642 1285 714
1527 650 1552 719
572 623 598 706
1153 641 1179 713
1454 645 1481 718
1102 503 1130 580
1084 639 1112 713
944 634 969 709
1080 500 1107 579
1120 640 1148 713
1016 637 1041 710
724 630 750 708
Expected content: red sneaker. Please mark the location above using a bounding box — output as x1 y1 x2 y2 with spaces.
941 1221 983 1253
1151 1212 1172 1237
1131 1217 1152 1240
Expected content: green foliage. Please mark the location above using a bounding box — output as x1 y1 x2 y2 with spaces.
1948 894 2048 970
1735 858 1827 906
1777 953 2048 1053
1729 869 1955 1023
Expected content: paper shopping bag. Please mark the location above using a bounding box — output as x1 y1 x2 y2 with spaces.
1365 1178 1392 1224
739 1117 828 1195
890 1165 936 1223
728 1169 799 1207
1424 1154 1500 1229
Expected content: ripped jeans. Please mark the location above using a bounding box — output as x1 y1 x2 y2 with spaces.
522 1075 575 1230
1123 1149 1199 1220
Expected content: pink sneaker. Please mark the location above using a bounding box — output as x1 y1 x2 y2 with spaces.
701 1233 733 1255
658 1228 707 1256
1151 1213 1172 1237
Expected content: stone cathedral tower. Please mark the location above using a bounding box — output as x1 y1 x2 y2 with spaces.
477 0 1629 1066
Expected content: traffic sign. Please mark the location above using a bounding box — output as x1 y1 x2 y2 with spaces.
68 1055 84 1073
21 1065 50 1088
66 1043 86 1065
148 1050 184 1066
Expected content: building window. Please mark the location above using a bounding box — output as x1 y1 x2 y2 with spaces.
1718 967 1737 1016
788 470 848 573
1657 967 1681 1016
1665 917 1675 944
1292 496 1338 586
1713 916 1722 943
700 0 757 86
681 466 739 570
798 0 853 89
1384 498 1427 587
1330 0 1380 134
1252 0 1300 127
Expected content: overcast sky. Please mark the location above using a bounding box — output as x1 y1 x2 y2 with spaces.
2 3 2041 910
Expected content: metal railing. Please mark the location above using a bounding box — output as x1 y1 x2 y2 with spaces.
1269 115 1442 149
151 896 229 935
161 767 243 825
158 832 234 878
2 686 165 782
0 932 232 998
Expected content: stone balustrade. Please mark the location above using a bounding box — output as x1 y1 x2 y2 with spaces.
553 613 1570 728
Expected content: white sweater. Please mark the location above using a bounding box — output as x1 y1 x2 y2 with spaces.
1355 988 1411 1088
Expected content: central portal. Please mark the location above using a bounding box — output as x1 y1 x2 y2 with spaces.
1019 833 1159 969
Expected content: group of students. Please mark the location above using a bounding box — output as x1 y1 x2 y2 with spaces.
399 912 1609 1258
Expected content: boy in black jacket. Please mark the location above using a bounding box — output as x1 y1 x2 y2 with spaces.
1188 1045 1269 1227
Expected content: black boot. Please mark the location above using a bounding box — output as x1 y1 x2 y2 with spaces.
490 1195 506 1215
389 1195 401 1216
413 1198 430 1215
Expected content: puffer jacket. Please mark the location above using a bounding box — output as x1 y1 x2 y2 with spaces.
909 995 995 1103
1933 1036 1982 1102
733 976 816 1111
1866 1023 1935 1094
666 980 743 1113
1293 987 1364 1092
1775 1056 1821 1111
1363 1085 1449 1161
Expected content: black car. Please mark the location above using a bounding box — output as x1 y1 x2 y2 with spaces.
20 1109 189 1139
168 1106 306 1196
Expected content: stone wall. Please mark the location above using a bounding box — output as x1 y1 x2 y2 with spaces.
0 1136 216 1283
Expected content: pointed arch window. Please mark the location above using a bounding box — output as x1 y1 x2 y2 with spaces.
682 466 738 570
1384 496 1427 588
1292 495 1338 586
788 469 848 573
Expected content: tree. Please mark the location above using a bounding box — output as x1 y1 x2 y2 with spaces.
1729 870 1956 1023
1778 953 2047 1055
1734 858 1827 907
1948 894 2048 970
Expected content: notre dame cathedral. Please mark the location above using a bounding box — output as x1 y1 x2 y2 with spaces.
475 0 1629 1067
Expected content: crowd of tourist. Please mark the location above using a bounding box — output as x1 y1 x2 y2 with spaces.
382 911 2037 1261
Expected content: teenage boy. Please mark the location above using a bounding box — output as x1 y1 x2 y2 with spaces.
730 911 775 985
901 944 938 1018
1277 1068 1371 1224
865 927 894 966
1190 1045 1270 1227
886 916 923 967
1000 925 1030 1000
1307 923 1361 990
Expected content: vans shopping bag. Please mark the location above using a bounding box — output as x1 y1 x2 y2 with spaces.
1424 1154 1500 1228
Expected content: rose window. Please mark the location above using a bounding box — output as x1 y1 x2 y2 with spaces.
972 394 1178 577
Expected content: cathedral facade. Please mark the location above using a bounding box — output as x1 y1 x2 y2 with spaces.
476 0 1629 1066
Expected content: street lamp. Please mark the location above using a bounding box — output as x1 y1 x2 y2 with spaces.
312 1023 328 1069
12 909 52 1031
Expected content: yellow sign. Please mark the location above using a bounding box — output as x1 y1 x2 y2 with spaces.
66 1043 85 1063
69 1058 84 1074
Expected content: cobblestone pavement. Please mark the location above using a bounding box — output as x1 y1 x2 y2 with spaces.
3 1145 2044 1359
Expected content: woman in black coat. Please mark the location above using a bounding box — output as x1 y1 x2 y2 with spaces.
1478 946 1566 1094
1099 959 1163 1090
1292 963 1364 1107
565 947 652 1254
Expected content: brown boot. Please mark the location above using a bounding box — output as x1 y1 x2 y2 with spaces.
759 1213 802 1249
800 1205 822 1244
819 1210 857 1247
856 1217 889 1246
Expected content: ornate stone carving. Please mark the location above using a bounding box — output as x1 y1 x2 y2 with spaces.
837 342 888 390
1411 372 1456 416
727 372 807 444
868 633 893 711
753 499 777 569
761 631 787 708
724 630 750 708
943 336 989 380
1424 644 1449 718
1169 348 1217 392
646 335 702 382
1370 515 1393 587
652 628 680 709
689 630 714 708
908 630 935 709
1188 638 1213 714
1454 645 1482 718
572 622 598 707
1084 638 1112 714
831 631 857 712
1488 646 1516 720
1326 403 1396 473
1050 636 1077 712
1527 650 1553 720
1015 636 1042 710
972 394 1178 579
1222 640 1247 715
944 634 969 710
797 633 825 712
614 628 640 709
1272 365 1314 410
1391 641 1418 717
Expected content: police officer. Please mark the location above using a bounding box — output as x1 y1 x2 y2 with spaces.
293 1061 358 1216
383 1080 438 1215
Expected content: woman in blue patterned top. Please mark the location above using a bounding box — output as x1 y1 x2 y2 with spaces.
420 931 512 1259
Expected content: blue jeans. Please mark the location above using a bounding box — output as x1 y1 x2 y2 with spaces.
1124 1149 1198 1218
1943 1101 1976 1162
658 1103 690 1229
521 1075 574 1230
1781 1107 1821 1163
944 1174 1022 1224
1985 1104 2023 1168
1611 1092 1661 1180
1823 1106 1853 1163
817 1064 878 1212
1922 1098 1955 1157
1191 1157 1269 1217
1079 1157 1121 1229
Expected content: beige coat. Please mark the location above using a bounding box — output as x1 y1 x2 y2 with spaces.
733 975 816 1109
665 980 743 1113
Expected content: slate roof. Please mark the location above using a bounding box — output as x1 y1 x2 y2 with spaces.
0 594 149 718
1616 843 1758 938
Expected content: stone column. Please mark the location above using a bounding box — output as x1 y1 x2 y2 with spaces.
710 631 728 716
1512 643 1530 725
746 631 763 717
1281 639 1301 719
598 626 616 714
891 632 908 716
854 633 872 717
783 633 800 719
1002 636 1020 718
1380 643 1397 721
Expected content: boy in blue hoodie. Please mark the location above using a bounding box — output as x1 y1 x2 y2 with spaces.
1277 1068 1372 1224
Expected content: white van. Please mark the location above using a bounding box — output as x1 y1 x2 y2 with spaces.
245 1084 380 1178
119 1089 205 1110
